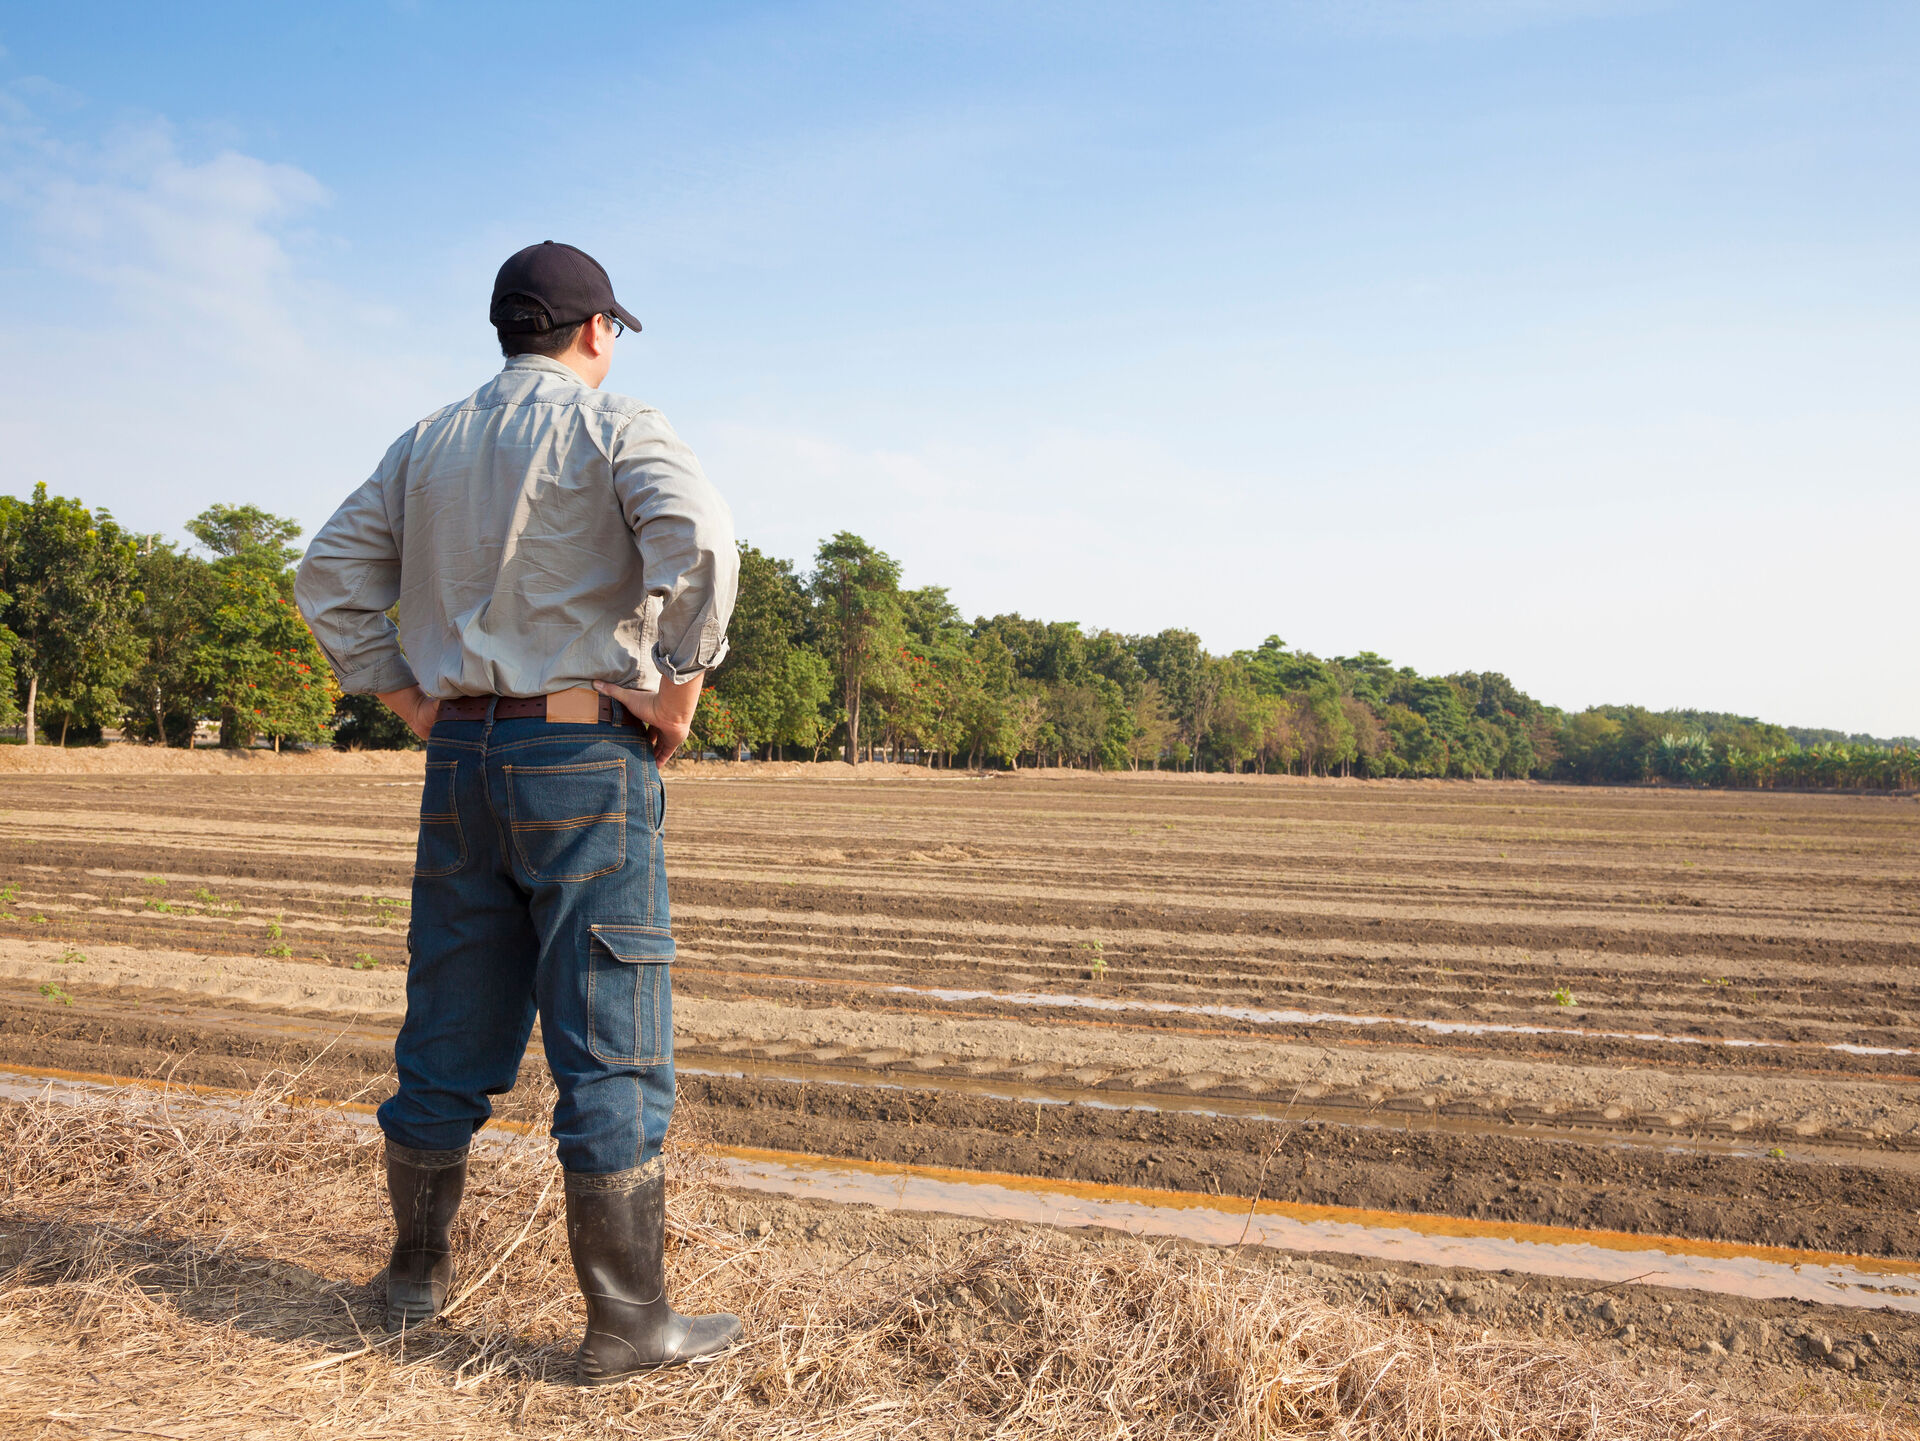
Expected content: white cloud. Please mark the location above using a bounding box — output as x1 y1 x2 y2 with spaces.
6 113 329 348
0 97 464 545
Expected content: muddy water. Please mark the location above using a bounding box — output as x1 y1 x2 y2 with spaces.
888 984 1919 1058
10 1063 1916 1313
720 1145 1920 1313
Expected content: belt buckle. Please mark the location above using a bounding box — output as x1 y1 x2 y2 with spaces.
545 688 600 724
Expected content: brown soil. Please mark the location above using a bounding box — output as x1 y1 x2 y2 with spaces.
2 767 1917 1395
6 986 1919 1259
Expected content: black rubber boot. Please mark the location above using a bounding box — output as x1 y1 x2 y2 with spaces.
566 1159 742 1382
383 1140 468 1331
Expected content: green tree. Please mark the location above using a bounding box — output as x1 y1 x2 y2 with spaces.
809 532 901 764
776 647 836 760
1134 628 1213 768
1123 678 1173 769
1207 665 1272 773
954 632 1019 768
186 504 303 566
0 599 18 731
124 541 212 746
0 484 142 745
709 543 812 756
331 693 420 750
188 506 338 748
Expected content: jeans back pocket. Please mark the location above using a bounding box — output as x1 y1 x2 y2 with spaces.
585 922 674 1065
504 758 627 883
415 760 468 878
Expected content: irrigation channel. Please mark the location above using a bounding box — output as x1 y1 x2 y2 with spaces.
7 1063 1918 1315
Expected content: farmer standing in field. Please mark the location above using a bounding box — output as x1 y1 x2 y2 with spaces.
294 241 741 1380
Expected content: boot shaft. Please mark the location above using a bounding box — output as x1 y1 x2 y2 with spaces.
387 1140 469 1253
564 1156 668 1309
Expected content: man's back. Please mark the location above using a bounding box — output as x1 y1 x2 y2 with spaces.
296 354 735 701
294 240 744 1375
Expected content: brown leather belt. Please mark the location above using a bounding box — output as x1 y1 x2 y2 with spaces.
438 693 640 726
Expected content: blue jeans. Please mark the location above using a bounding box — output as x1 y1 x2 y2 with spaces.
377 710 676 1174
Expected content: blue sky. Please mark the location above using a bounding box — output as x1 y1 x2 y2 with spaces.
0 2 1914 734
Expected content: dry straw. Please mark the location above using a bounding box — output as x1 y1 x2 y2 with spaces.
0 1070 1904 1440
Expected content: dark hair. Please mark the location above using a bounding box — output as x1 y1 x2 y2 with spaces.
497 318 584 359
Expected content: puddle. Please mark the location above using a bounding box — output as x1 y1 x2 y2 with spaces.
11 1063 1918 1312
884 984 1916 1059
719 1145 1920 1313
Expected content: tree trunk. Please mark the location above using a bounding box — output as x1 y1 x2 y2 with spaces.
844 672 861 766
153 689 167 748
23 675 36 746
59 715 69 748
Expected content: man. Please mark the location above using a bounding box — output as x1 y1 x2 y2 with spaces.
295 240 741 1381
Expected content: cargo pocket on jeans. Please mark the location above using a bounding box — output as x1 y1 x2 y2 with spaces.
414 760 467 878
585 923 674 1065
504 758 626 883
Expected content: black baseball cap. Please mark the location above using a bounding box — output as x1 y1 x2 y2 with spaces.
489 241 642 335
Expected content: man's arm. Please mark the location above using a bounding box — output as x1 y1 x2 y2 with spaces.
377 685 442 742
595 671 702 764
294 437 422 705
609 411 739 683
600 411 738 762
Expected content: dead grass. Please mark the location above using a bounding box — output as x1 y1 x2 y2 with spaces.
0 1072 1906 1441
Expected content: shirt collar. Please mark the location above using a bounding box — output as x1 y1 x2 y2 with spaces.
502 354 585 381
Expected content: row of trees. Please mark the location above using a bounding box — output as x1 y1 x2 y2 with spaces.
1 489 1912 789
1556 706 1920 790
0 486 336 749
689 532 1916 789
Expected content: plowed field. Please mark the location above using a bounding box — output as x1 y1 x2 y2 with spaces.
2 763 1917 1395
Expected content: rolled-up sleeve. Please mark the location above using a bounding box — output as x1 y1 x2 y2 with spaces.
294 437 420 696
611 411 738 682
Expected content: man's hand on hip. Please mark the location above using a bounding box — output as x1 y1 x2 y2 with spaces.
377 685 442 742
595 672 705 764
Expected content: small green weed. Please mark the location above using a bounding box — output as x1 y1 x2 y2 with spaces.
143 898 174 913
266 942 293 959
57 947 85 965
351 953 379 970
266 917 284 941
38 982 71 1007
1768 1147 1787 1160
142 876 167 889
1550 985 1577 1008
365 895 407 927
0 882 16 905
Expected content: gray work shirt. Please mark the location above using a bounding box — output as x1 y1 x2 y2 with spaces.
295 355 738 699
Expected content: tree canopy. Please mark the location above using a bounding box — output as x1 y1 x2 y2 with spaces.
1 491 1909 788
